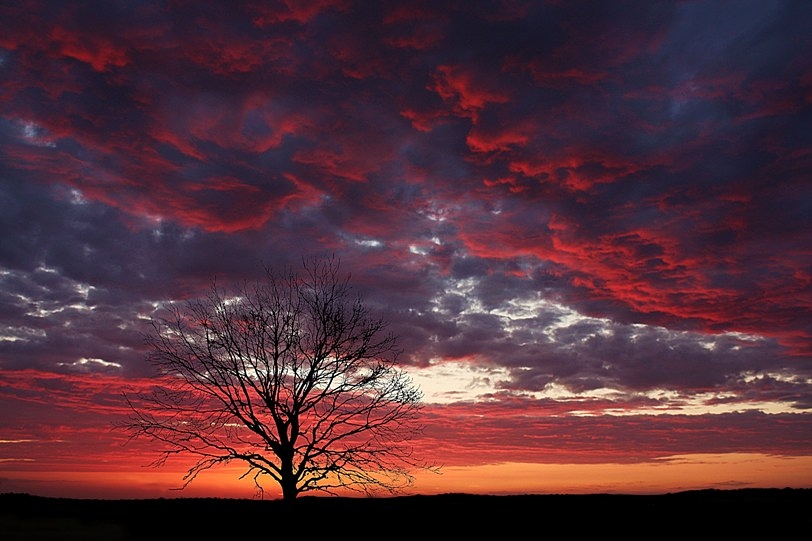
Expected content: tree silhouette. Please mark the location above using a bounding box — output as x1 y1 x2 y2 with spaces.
121 256 429 501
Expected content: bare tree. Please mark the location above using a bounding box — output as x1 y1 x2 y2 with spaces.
121 256 429 501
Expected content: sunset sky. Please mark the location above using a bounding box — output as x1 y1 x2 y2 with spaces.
1 1 811 500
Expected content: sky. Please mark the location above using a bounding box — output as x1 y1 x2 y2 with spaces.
1 0 811 500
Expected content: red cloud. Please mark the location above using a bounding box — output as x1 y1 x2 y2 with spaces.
459 202 811 357
382 3 448 51
48 26 130 72
1 12 131 73
0 370 149 417
467 126 530 154
400 107 449 132
182 93 309 154
294 148 375 183
507 152 646 191
415 401 812 466
505 55 607 88
5 371 809 479
430 65 511 120
250 0 350 25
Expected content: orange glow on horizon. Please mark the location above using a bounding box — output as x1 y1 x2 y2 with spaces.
408 454 812 495
2 453 811 500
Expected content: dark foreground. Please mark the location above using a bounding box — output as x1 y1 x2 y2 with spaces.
2 488 810 539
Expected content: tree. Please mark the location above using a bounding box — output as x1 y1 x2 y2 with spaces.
121 256 429 501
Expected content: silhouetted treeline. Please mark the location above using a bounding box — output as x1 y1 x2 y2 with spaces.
1 488 810 539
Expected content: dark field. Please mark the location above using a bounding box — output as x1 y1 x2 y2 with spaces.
2 488 810 539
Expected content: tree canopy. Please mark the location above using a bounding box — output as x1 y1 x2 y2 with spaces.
121 257 429 500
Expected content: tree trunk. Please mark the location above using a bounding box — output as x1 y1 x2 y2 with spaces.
280 454 298 501
281 477 298 502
